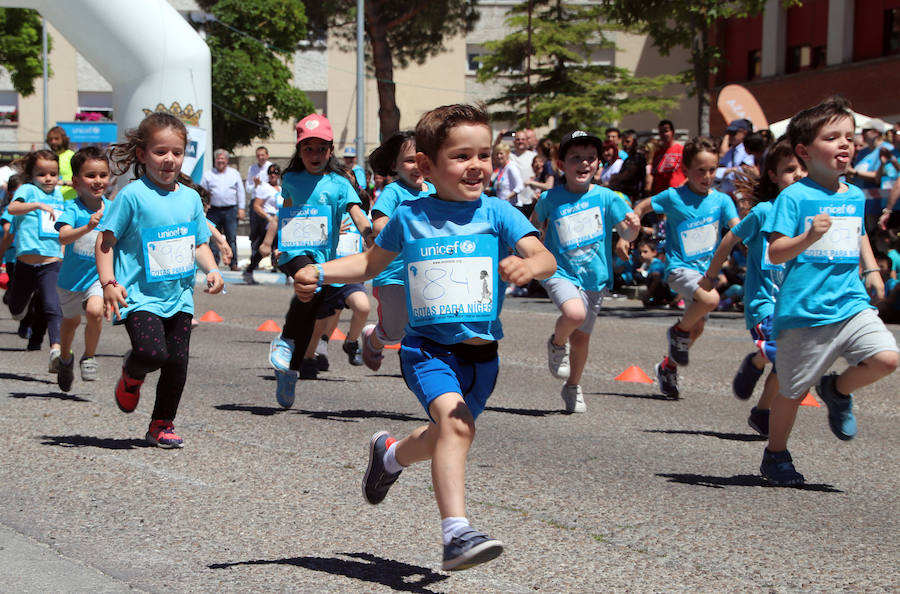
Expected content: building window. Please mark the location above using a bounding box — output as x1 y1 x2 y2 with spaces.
786 44 826 73
885 8 900 56
77 91 113 121
0 91 17 125
747 49 761 80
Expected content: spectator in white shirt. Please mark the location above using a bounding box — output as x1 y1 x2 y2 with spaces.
201 149 246 269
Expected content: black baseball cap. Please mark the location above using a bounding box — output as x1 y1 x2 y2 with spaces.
559 130 603 160
726 118 753 133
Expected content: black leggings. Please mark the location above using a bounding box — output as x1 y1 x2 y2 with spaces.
8 260 61 345
279 255 324 370
124 311 192 421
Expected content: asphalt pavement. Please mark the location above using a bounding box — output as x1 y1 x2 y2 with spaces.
1 279 898 592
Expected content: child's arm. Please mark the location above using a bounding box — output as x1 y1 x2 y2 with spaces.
768 213 831 264
294 246 397 301
632 198 653 220
498 235 556 287
258 219 277 257
347 203 374 248
7 200 55 217
878 177 900 230
96 230 127 321
859 234 885 301
615 212 641 243
58 207 104 246
699 230 742 291
195 242 225 294
0 222 13 256
206 220 232 266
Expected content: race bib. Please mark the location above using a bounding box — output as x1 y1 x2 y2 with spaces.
760 238 784 271
554 204 604 251
73 229 98 260
278 205 330 250
678 214 719 261
40 203 64 238
797 199 862 264
141 223 197 282
336 230 362 258
403 235 498 327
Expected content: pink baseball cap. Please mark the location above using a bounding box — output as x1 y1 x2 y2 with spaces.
296 113 334 143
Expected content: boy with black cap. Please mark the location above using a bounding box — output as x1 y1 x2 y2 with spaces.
534 130 641 413
716 118 755 195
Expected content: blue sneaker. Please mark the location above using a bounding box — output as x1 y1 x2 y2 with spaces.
274 368 298 409
732 352 763 400
816 373 856 441
760 448 805 486
442 529 503 571
268 335 294 372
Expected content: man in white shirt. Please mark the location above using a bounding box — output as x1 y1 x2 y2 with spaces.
201 149 246 269
508 130 538 208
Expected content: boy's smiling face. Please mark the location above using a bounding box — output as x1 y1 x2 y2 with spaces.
559 144 599 192
417 124 493 202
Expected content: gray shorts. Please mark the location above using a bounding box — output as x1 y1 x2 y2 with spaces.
542 276 604 334
777 308 899 399
56 280 102 319
666 267 703 308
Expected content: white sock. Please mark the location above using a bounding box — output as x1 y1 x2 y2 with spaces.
382 441 404 474
315 337 328 356
441 517 470 545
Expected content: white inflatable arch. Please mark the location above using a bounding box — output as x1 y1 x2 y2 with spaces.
2 0 211 174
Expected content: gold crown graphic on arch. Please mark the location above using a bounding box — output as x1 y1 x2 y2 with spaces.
142 102 202 127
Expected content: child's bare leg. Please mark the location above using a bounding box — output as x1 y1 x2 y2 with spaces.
767 393 801 452
680 287 718 331
345 291 370 341
304 317 331 359
82 296 104 357
567 330 590 386
428 395 474 519
835 351 899 394
757 371 779 410
552 298 586 346
59 316 80 359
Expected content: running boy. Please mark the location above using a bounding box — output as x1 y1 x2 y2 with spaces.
534 130 640 413
634 137 740 398
294 104 556 570
53 146 111 391
759 97 898 486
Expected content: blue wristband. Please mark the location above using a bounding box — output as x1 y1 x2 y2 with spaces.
313 263 324 288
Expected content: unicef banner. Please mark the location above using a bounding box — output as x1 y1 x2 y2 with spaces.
57 121 117 145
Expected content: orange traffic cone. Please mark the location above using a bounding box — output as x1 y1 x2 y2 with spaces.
256 319 281 332
384 343 400 350
199 310 223 322
330 327 347 341
615 365 654 384
800 392 820 407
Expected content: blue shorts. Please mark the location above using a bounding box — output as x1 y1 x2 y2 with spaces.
315 283 366 319
399 335 499 422
750 315 776 368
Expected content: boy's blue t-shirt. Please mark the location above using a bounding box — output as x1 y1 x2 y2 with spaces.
1 209 16 263
55 197 110 292
277 170 361 266
534 184 631 292
763 177 871 337
731 201 780 329
372 180 435 287
97 177 210 320
11 183 64 258
376 195 538 345
650 186 738 276
887 248 900 277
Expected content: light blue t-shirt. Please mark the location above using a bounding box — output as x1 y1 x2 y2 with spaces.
763 177 871 337
1 209 16 263
55 197 110 292
651 186 738 276
11 183 64 258
372 180 435 287
352 165 366 190
97 177 211 320
376 195 538 345
534 184 631 292
277 171 362 265
731 201 780 329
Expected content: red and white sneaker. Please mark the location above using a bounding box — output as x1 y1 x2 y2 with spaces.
145 420 184 448
115 367 143 413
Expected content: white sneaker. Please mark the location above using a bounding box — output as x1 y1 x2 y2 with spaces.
48 348 61 373
547 336 570 379
80 356 99 381
561 384 586 413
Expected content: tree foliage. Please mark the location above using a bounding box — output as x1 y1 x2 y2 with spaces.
477 0 679 139
306 1 479 139
0 8 49 97
600 0 788 135
193 0 314 151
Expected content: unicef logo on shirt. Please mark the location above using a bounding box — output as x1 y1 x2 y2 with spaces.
459 240 476 254
318 192 329 204
846 204 856 215
179 226 189 236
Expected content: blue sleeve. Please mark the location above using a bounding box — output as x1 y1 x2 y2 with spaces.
496 200 538 249
338 176 362 213
721 193 739 225
650 188 670 214
97 186 135 239
55 200 78 231
607 190 632 225
373 184 401 218
766 190 800 238
534 190 550 223
375 209 404 253
730 209 759 243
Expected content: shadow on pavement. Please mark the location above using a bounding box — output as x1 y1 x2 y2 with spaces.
208 551 448 593
0 371 55 384
40 434 150 449
596 391 676 402
644 428 767 442
215 403 284 416
656 472 842 492
9 391 90 402
484 405 563 417
294 409 425 423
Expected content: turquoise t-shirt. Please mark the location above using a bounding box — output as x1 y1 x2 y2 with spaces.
1 209 16 263
376 195 538 345
534 184 631 292
11 183 64 258
763 177 871 337
55 197 110 292
97 177 211 320
731 201 780 329
651 186 738 276
372 180 435 287
277 171 361 265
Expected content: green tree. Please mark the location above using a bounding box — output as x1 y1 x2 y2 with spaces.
600 0 793 135
0 8 48 97
306 1 479 139
194 0 314 151
477 0 679 138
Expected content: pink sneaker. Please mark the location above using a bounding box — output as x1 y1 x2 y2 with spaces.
361 324 384 371
145 420 184 448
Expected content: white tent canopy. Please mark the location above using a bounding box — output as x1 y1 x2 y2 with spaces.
769 110 893 139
